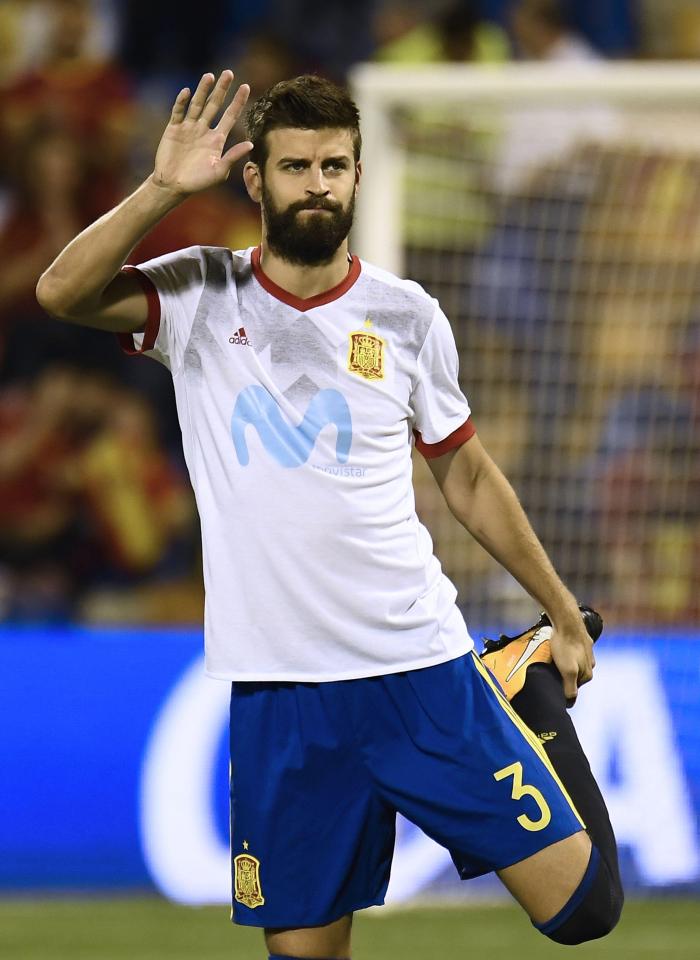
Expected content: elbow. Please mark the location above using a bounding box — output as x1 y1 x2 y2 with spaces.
35 272 73 321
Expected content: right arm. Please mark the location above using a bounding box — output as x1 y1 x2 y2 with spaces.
35 70 253 334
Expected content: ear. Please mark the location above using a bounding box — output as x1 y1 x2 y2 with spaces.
354 160 362 196
243 161 262 203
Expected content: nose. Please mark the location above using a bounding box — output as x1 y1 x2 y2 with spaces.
305 164 329 196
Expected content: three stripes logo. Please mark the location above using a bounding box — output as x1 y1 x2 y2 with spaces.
229 326 251 347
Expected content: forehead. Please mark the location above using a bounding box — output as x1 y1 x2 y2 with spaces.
265 127 355 162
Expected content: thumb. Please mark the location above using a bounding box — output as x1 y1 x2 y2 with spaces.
221 140 254 173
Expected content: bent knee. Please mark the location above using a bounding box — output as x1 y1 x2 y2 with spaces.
536 846 624 946
543 884 623 945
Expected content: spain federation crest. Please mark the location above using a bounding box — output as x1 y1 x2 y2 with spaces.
348 317 384 381
234 848 265 909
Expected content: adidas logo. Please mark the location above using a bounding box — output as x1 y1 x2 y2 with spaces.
229 326 251 346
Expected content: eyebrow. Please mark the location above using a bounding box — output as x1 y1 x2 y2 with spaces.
276 155 352 166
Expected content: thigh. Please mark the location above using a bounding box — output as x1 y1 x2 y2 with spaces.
363 652 585 879
229 681 395 929
498 829 592 923
265 913 353 959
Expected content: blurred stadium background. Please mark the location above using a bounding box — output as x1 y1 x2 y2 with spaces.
1 1 700 957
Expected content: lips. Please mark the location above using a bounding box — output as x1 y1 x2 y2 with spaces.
295 202 340 213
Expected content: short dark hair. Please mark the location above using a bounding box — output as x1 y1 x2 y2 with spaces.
245 75 362 170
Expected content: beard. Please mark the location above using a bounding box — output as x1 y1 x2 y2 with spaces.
261 184 355 266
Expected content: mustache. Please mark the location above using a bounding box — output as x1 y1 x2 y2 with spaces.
289 198 342 213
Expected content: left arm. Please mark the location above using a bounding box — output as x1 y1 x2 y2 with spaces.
426 433 594 702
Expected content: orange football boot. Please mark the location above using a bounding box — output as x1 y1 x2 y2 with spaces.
480 604 603 700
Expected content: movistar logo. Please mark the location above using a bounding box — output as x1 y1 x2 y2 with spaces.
231 385 352 468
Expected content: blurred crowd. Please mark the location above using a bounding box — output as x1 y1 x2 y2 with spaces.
0 0 698 625
409 134 700 628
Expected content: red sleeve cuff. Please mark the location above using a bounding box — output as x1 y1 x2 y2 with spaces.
116 266 161 355
413 417 476 459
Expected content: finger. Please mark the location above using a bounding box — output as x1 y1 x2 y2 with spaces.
170 87 190 124
562 669 579 704
564 670 579 707
216 83 251 139
187 73 216 120
221 140 254 174
577 652 594 685
200 69 234 126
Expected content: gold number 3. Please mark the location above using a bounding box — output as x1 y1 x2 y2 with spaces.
494 761 552 832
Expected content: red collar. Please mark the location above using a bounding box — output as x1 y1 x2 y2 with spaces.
251 246 361 312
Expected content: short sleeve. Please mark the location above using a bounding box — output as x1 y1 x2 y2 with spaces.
117 246 207 373
411 304 475 458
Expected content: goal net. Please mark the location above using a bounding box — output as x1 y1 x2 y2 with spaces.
350 63 700 635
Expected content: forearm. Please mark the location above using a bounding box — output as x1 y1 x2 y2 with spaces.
37 71 251 330
453 460 581 629
36 177 182 320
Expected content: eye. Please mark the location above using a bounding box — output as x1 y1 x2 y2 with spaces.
325 160 348 172
284 161 306 172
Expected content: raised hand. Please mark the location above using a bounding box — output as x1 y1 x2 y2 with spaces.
152 70 253 197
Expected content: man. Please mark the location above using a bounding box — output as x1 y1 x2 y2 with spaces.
37 71 622 958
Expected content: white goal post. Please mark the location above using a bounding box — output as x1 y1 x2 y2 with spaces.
350 62 700 276
349 62 700 631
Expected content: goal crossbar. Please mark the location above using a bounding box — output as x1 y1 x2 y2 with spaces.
350 62 700 274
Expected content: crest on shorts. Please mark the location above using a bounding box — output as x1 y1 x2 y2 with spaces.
348 317 384 381
234 847 265 909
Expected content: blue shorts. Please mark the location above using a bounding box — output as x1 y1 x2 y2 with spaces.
229 651 584 927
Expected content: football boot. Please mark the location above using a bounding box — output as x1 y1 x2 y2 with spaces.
480 603 603 700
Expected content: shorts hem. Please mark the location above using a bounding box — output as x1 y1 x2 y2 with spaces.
231 895 386 928
456 825 587 881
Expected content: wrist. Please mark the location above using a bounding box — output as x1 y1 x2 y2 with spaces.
143 173 189 210
546 594 582 632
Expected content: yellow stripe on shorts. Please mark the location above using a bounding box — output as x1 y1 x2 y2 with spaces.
471 651 585 829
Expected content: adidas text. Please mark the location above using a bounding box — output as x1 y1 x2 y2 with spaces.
229 327 251 347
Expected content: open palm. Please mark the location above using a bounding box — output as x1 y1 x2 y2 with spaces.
153 71 253 196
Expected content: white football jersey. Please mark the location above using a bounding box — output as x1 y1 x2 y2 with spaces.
120 246 476 680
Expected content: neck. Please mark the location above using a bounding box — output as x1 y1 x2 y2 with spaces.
258 239 351 299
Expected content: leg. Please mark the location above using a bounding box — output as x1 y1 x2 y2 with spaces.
469 652 621 944
497 830 591 923
504 658 624 943
511 662 623 898
357 654 600 937
482 605 624 930
499 827 623 945
229 682 394 937
265 913 353 959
